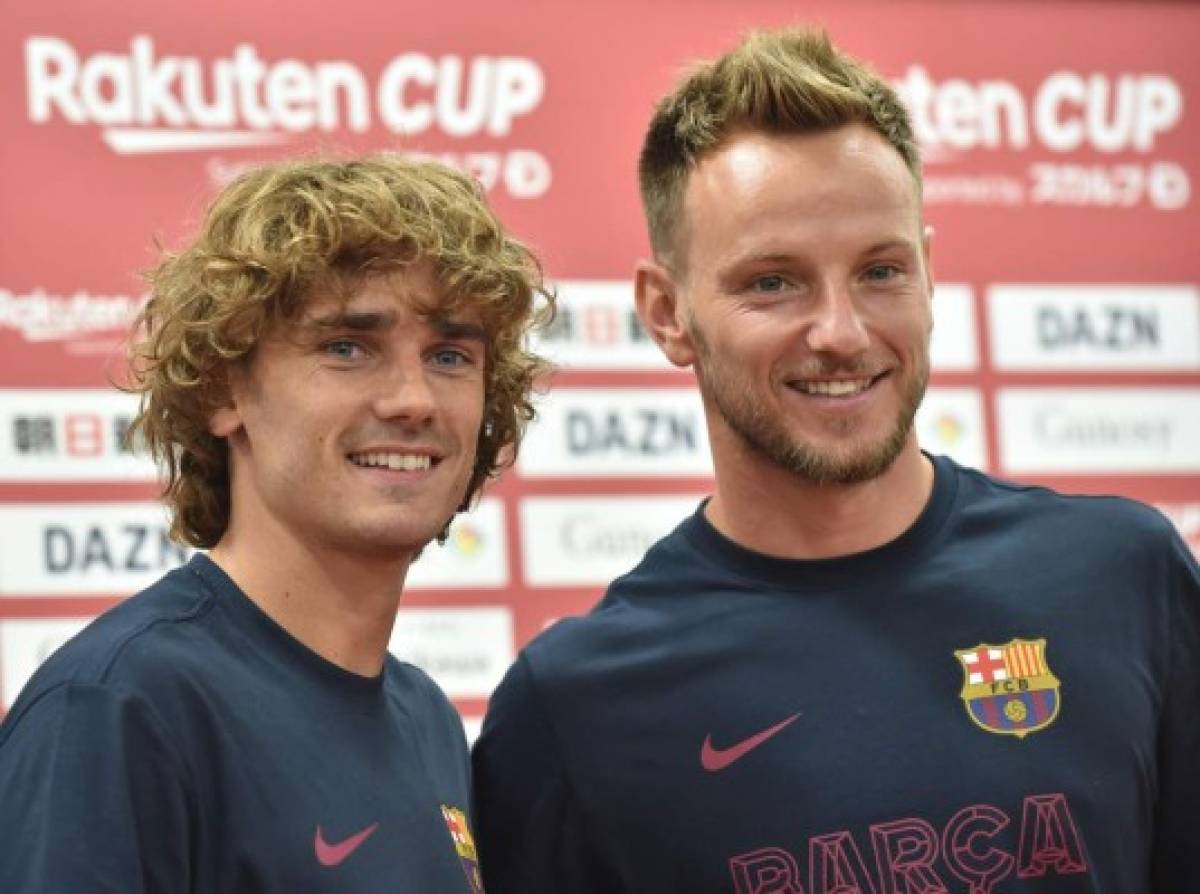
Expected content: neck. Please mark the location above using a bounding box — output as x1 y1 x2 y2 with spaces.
208 520 412 678
705 436 934 560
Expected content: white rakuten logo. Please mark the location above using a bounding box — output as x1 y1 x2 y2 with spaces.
25 35 544 154
895 66 1183 157
0 287 144 341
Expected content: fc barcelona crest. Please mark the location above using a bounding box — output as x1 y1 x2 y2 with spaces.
441 805 485 894
954 638 1061 739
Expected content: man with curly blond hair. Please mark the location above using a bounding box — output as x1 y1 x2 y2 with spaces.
0 156 550 892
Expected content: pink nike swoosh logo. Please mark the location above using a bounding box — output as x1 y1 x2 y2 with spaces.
314 822 379 867
700 712 802 772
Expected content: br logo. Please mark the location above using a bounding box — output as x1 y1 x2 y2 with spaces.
954 638 1061 738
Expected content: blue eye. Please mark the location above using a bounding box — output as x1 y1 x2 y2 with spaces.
324 340 363 360
864 264 900 282
750 275 789 293
431 348 471 367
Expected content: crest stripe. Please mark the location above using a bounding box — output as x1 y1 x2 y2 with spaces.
1021 692 1039 723
1035 689 1055 721
980 698 1001 728
1005 644 1021 677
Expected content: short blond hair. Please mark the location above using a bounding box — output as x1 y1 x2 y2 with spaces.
639 28 921 264
126 156 552 548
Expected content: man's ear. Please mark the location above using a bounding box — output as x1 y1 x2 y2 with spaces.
634 260 696 369
208 403 242 438
922 224 935 296
207 370 244 438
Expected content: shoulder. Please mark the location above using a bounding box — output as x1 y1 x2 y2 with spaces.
0 560 217 739
950 459 1175 544
507 515 708 703
384 656 468 745
514 498 765 675
384 656 456 713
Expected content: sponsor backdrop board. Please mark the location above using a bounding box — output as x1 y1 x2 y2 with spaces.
2 1 1198 725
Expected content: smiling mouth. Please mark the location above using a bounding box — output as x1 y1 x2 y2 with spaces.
788 373 885 397
348 452 436 471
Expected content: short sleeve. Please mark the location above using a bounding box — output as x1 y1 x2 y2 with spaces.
0 682 192 892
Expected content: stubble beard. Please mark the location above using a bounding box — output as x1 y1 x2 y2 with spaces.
690 322 929 486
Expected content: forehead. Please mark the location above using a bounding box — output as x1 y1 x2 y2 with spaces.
301 260 450 320
252 261 488 355
680 125 922 267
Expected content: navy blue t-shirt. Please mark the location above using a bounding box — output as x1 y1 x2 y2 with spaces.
0 554 484 893
473 455 1200 893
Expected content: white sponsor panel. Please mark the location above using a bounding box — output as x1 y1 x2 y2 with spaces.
988 285 1200 370
930 284 978 371
521 495 701 586
532 281 670 371
405 498 508 589
915 388 987 470
0 499 502 596
388 607 513 699
0 390 157 482
0 503 190 596
1 619 89 710
997 388 1200 473
518 388 712 478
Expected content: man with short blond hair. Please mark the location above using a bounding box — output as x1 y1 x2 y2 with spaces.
473 29 1200 892
0 156 551 891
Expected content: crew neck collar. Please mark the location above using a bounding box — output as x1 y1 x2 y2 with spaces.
680 453 961 591
186 553 389 710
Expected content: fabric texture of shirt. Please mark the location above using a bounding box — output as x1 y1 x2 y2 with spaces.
0 554 484 893
473 454 1200 893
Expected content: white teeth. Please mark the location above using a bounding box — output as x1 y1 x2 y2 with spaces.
350 453 432 471
796 379 872 397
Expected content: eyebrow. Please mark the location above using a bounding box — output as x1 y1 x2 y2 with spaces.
734 239 917 266
306 310 396 331
736 252 796 266
303 310 486 343
861 239 918 256
434 320 487 343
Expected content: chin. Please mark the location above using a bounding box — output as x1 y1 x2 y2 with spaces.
752 417 910 486
323 524 437 561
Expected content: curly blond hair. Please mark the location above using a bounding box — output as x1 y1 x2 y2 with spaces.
126 156 553 548
639 28 921 266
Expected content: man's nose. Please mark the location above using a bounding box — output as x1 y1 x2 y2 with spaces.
372 357 437 426
805 281 870 357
